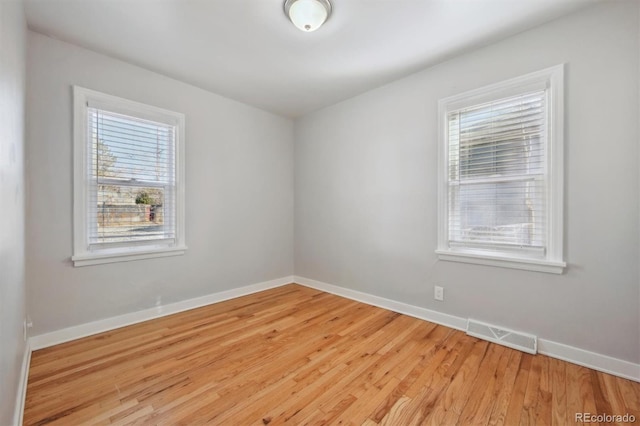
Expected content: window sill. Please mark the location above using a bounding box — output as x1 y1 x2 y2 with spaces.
72 245 187 267
435 249 566 274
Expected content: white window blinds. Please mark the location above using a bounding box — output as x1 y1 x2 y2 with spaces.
446 90 547 253
87 106 177 248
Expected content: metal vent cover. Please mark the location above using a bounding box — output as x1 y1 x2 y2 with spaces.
466 319 537 354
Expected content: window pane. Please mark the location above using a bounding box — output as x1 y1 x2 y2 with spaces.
90 109 175 184
454 92 545 180
449 179 545 248
89 184 173 244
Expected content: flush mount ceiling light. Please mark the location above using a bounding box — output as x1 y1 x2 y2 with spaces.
284 0 332 32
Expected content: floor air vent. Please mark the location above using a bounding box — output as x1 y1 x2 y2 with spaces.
466 319 537 354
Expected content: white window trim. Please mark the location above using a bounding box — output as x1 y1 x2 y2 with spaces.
72 86 187 267
436 65 565 274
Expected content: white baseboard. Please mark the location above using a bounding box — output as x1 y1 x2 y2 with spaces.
537 339 640 382
13 340 31 426
293 275 640 383
30 276 294 350
294 276 468 331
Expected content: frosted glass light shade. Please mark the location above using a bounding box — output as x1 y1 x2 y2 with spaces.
284 0 332 32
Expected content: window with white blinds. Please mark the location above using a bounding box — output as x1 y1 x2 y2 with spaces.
88 107 176 247
448 90 545 252
73 87 186 266
437 66 565 274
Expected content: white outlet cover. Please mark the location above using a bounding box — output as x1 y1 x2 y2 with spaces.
434 286 444 301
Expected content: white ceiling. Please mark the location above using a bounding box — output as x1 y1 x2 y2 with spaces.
25 0 598 117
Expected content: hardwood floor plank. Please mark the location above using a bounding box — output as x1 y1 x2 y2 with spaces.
23 284 640 425
566 363 598 425
419 338 490 424
550 357 568 426
497 350 531 425
533 354 552 425
519 352 542 425
398 334 479 424
456 344 508 425
332 376 401 425
357 325 454 423
617 376 640 412
488 352 522 425
600 372 632 419
378 395 413 426
591 369 614 417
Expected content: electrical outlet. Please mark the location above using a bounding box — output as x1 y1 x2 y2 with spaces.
434 285 444 301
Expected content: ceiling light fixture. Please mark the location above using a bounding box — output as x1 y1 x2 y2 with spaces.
284 0 332 32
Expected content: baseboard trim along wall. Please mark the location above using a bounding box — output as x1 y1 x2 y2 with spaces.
293 276 640 383
29 276 294 350
295 276 469 331
536 339 640 383
14 340 31 426
27 274 639 384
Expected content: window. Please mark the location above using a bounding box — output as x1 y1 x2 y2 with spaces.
436 66 565 274
72 87 186 266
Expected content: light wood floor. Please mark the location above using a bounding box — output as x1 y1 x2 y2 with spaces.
24 284 640 425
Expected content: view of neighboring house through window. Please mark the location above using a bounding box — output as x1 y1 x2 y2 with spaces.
90 108 174 245
437 66 565 273
72 87 186 266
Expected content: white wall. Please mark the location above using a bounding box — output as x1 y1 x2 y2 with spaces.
0 0 27 424
26 32 294 336
295 1 640 363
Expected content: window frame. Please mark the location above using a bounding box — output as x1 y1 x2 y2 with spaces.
72 86 187 267
436 65 565 274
